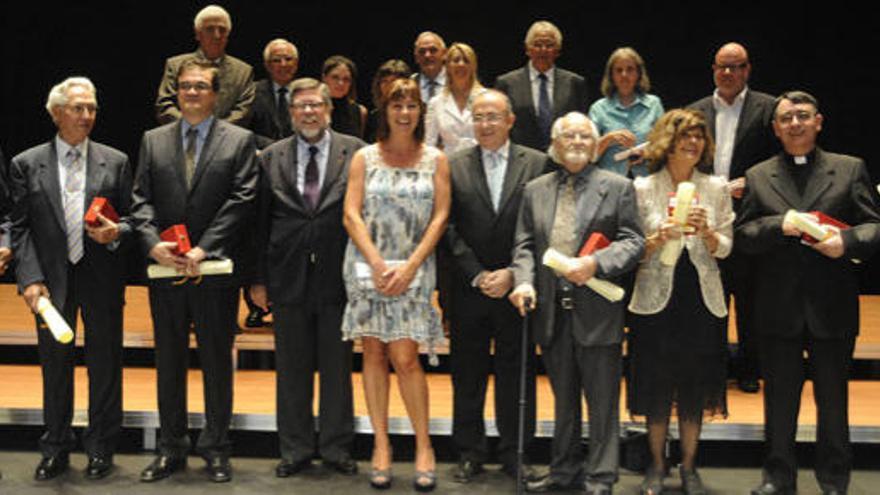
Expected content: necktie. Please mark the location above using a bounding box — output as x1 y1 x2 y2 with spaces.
276 87 290 135
487 152 503 212
427 79 437 101
304 145 320 210
185 128 198 188
549 175 577 256
537 73 552 149
64 148 84 263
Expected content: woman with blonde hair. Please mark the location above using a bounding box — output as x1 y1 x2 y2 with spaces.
627 109 733 495
424 42 482 154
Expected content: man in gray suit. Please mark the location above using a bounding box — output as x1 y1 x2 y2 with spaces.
250 78 364 478
9 77 132 481
445 89 549 482
155 5 255 126
495 21 588 152
509 112 643 494
689 42 778 393
249 38 299 150
133 59 258 483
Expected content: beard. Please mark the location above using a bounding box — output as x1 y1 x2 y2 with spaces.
563 149 590 167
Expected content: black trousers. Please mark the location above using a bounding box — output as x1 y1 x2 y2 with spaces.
542 308 621 486
273 297 353 464
720 252 760 380
449 292 536 466
759 333 854 491
148 283 238 458
37 262 123 458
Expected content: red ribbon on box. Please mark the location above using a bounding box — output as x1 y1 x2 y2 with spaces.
84 197 119 227
800 211 849 245
578 232 610 257
160 224 192 255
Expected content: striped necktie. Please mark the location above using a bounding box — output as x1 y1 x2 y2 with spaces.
64 148 85 263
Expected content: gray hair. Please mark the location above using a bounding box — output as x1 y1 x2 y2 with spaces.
547 112 599 163
289 77 333 109
45 77 96 116
525 21 563 50
473 88 512 114
194 5 231 32
262 38 299 63
413 31 447 50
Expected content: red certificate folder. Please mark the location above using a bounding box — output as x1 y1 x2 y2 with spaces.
578 232 610 257
801 211 849 245
160 224 192 255
84 197 119 227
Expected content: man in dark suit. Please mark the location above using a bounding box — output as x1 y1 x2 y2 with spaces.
411 31 447 104
9 77 132 481
509 112 643 494
132 59 258 483
249 38 298 150
689 42 778 393
495 21 588 152
155 5 254 126
737 91 880 495
0 146 11 278
444 89 548 482
249 78 364 478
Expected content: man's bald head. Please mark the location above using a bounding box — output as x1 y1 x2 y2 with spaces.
712 42 751 104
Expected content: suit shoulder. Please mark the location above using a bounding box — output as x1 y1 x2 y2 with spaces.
495 67 525 85
216 120 254 140
12 142 52 163
820 150 864 169
595 167 631 187
749 90 776 104
332 131 366 150
524 171 556 194
254 79 272 93
90 141 129 163
143 121 178 140
165 52 193 67
223 54 253 70
687 95 713 111
746 154 783 178
556 67 586 84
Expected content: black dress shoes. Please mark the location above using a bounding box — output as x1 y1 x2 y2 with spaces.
34 454 69 481
85 455 114 480
140 454 186 482
751 481 796 495
526 475 577 492
245 308 267 328
453 459 484 483
205 455 232 483
738 377 761 393
275 458 312 477
323 456 358 475
501 462 541 482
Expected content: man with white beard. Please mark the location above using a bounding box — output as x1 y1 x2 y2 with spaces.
509 112 644 494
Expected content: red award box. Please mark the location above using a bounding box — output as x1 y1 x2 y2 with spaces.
578 232 611 257
800 211 850 245
160 224 192 255
83 197 119 227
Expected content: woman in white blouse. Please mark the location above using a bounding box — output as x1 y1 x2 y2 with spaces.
424 42 482 154
627 109 734 495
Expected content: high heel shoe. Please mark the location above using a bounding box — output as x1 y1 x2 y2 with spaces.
413 469 436 492
369 447 392 490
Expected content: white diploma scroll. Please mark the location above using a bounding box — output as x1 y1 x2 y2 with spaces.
659 181 696 266
542 248 625 302
36 297 74 344
612 141 650 162
783 210 833 241
147 259 234 279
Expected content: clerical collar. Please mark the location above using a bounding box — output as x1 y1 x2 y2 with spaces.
784 149 816 167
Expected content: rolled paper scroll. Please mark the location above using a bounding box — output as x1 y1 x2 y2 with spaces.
784 210 832 242
542 248 625 302
612 141 650 162
659 181 695 266
36 297 74 344
147 259 234 279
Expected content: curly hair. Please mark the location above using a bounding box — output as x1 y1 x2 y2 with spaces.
644 108 715 173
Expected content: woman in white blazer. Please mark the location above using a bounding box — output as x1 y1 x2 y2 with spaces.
627 109 735 495
424 42 482 154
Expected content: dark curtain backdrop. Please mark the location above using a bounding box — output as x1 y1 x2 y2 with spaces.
2 1 879 288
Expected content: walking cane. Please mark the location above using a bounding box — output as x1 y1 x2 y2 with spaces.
516 296 533 495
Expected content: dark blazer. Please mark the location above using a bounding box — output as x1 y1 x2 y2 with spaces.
155 50 256 126
254 130 365 305
495 65 588 151
131 119 258 287
445 143 549 311
735 149 880 339
510 166 644 347
688 89 778 182
0 146 10 250
249 79 293 149
9 140 132 308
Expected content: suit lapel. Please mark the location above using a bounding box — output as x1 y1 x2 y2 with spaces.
538 173 560 245
38 141 66 231
518 67 538 124
496 145 527 215
801 149 835 210
166 121 187 190
732 91 757 151
551 68 569 118
316 132 346 213
575 169 609 247
468 147 495 213
767 157 803 208
280 137 308 212
189 119 222 192
84 141 107 211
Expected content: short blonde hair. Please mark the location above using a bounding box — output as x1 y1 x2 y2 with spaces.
444 42 483 94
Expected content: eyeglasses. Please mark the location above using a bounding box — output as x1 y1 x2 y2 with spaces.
291 101 326 111
713 62 748 72
776 110 816 125
679 130 706 141
66 103 98 115
473 113 506 124
559 131 594 141
179 82 212 92
529 41 558 50
269 56 296 64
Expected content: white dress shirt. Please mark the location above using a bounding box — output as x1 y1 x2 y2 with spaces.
711 86 748 179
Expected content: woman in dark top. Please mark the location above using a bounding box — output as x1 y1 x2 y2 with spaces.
322 55 368 138
364 59 411 142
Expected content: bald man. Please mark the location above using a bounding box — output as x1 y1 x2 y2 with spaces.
689 42 778 393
